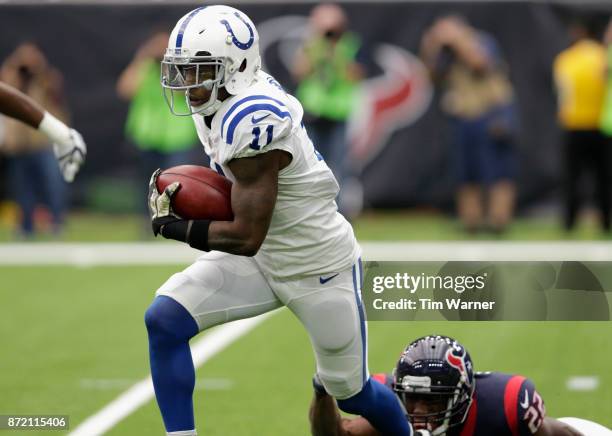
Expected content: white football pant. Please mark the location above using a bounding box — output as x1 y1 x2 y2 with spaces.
156 251 368 399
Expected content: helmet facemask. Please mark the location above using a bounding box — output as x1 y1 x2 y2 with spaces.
161 52 227 116
395 387 472 435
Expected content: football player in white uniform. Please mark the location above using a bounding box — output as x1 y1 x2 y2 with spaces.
0 81 86 182
145 5 413 436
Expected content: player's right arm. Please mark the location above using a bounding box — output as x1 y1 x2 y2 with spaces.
150 148 291 256
152 92 298 254
309 390 380 436
534 418 583 436
206 149 290 256
0 81 86 182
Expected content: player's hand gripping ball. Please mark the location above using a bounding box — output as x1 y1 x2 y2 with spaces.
153 165 233 221
148 169 182 236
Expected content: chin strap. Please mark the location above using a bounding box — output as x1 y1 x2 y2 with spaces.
199 98 223 116
184 83 223 116
430 396 455 436
431 425 448 436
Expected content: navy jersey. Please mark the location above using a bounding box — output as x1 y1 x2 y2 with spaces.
372 372 546 436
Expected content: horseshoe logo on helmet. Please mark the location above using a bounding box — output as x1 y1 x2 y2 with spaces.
220 12 254 50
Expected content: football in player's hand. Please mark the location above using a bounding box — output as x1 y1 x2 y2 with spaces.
156 165 233 221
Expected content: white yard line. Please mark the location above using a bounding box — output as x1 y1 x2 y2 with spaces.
2 241 612 266
362 241 612 261
566 376 600 391
68 311 276 436
79 378 234 391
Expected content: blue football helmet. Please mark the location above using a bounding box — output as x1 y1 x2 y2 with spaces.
392 335 475 435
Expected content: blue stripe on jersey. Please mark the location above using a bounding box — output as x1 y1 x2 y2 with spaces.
352 258 367 385
221 95 286 138
213 162 225 176
175 7 207 51
226 104 291 145
358 258 364 289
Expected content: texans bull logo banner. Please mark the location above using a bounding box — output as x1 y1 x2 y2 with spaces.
257 14 433 170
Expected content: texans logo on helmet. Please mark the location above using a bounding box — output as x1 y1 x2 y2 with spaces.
445 346 473 387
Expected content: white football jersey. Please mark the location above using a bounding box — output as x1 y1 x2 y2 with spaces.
191 71 360 279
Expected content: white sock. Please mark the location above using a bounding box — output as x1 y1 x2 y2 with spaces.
167 431 197 436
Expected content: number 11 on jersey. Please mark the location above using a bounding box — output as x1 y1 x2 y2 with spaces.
250 125 274 150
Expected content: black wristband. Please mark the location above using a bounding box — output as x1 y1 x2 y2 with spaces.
186 219 211 252
158 219 211 252
160 220 189 242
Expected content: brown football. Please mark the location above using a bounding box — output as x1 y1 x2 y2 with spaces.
156 165 233 221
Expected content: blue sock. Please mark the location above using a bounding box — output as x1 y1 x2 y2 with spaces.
145 296 199 432
337 378 412 436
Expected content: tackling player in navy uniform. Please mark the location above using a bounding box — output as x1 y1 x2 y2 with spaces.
310 335 582 436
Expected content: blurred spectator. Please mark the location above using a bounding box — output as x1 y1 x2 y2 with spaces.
600 19 612 136
0 43 69 237
117 31 198 222
554 16 609 232
292 4 364 216
421 15 518 234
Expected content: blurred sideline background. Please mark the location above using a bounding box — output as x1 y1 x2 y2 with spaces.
1 1 612 435
1 0 612 239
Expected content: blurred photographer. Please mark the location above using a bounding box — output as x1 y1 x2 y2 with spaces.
117 31 198 226
0 43 75 236
421 16 518 234
292 4 365 216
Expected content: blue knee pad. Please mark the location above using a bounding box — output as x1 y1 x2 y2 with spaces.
337 378 412 436
145 296 199 432
145 295 199 343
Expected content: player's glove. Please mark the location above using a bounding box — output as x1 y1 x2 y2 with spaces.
414 431 432 436
38 112 87 182
148 168 182 236
148 169 211 250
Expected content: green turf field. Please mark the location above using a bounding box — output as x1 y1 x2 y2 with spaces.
1 210 612 242
1 265 610 435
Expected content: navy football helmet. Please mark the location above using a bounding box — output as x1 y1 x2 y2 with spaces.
392 335 475 435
